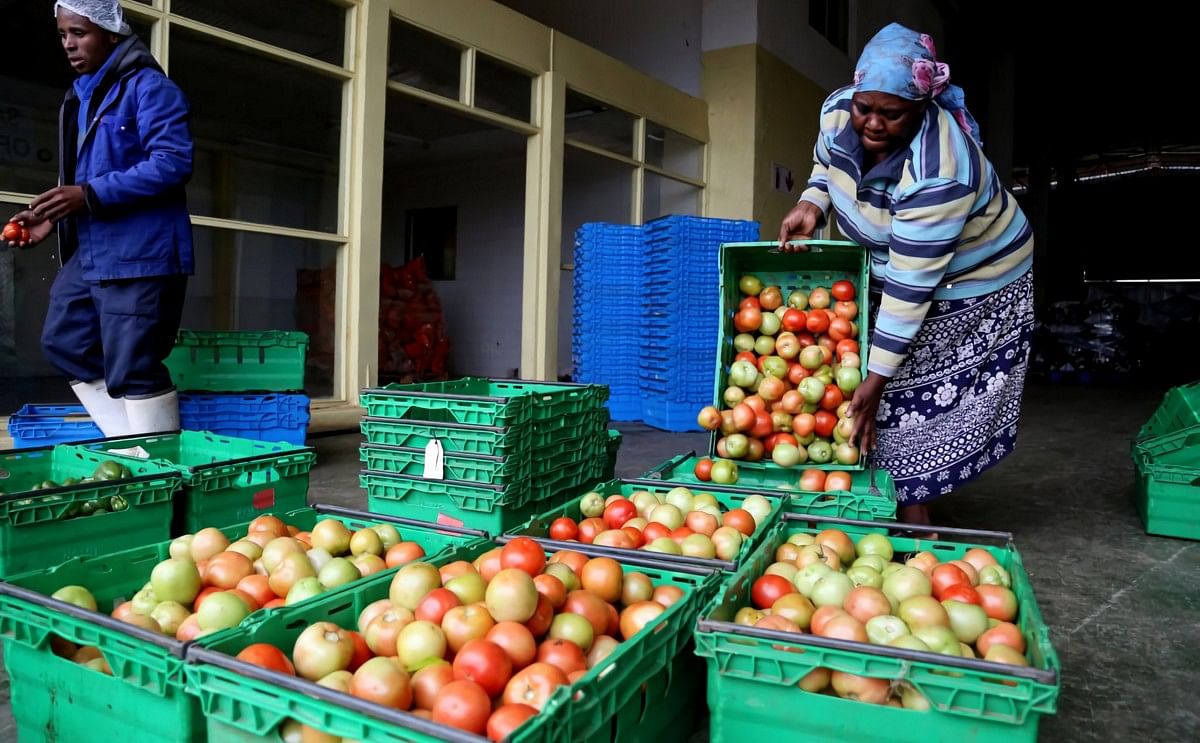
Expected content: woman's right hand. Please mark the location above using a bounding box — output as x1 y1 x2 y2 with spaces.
3 211 52 249
777 201 824 252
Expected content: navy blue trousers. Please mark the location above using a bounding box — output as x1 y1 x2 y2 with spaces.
42 255 187 398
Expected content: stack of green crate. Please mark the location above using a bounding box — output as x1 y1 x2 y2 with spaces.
1132 381 1200 539
358 377 618 532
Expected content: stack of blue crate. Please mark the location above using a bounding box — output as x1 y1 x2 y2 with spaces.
572 223 646 420
639 216 760 431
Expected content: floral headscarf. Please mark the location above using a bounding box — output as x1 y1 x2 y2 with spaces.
853 23 982 146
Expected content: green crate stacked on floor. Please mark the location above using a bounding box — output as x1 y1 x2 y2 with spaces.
1132 381 1200 539
359 377 620 532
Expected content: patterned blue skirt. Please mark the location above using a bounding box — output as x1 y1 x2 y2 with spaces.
871 271 1035 505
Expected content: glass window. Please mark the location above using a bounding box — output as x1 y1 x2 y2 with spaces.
388 19 462 100
643 172 701 221
170 28 343 234
170 0 346 65
644 122 704 180
474 54 532 122
565 90 635 158
183 227 339 397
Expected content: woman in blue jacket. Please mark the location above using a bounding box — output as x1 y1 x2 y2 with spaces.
3 0 193 436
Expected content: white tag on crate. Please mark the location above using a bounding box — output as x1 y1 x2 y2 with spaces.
107 446 151 459
422 439 445 480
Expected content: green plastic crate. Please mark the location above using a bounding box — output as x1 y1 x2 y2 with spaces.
185 536 718 743
530 430 610 477
166 330 309 393
78 431 317 533
531 408 610 449
508 478 787 571
360 377 608 426
360 416 530 455
1136 381 1200 442
1132 445 1200 540
694 514 1060 743
715 241 869 471
359 443 532 484
0 505 485 743
360 453 608 532
0 445 180 578
638 452 897 521
606 429 622 479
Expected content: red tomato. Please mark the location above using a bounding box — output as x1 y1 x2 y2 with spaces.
536 638 587 676
797 332 816 348
739 296 761 311
548 518 578 541
694 458 714 481
831 280 856 301
345 630 372 672
834 300 859 320
751 412 774 439
2 222 22 243
236 644 295 675
828 317 853 341
501 537 547 577
824 471 853 491
735 351 758 366
415 588 462 625
821 385 844 411
453 639 513 697
432 680 492 734
774 432 798 448
792 413 816 437
723 509 757 537
814 410 837 438
733 307 762 333
487 704 539 742
621 525 645 546
670 526 695 544
602 498 637 529
577 518 606 544
806 312 830 334
788 363 810 385
836 339 859 357
642 522 671 544
930 564 971 600
782 309 808 332
750 575 796 609
940 584 982 605
502 663 568 711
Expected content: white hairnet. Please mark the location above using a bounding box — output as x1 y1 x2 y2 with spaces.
54 0 132 36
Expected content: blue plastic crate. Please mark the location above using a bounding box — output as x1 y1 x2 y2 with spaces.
179 394 310 445
641 397 705 432
6 404 103 448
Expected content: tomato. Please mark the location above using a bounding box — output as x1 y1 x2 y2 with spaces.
813 410 837 438
453 638 513 697
806 312 830 334
976 585 1019 621
562 591 610 637
343 630 372 672
473 547 504 582
733 307 762 333
792 413 816 437
487 621 537 670
1 222 22 242
522 593 555 638
780 308 807 332
236 575 277 607
739 296 761 311
618 601 664 641
694 458 714 481
502 662 568 711
821 384 844 411
602 499 637 530
415 588 462 625
799 469 826 491
621 525 645 546
824 471 853 491
412 661 455 710
206 552 255 590
350 656 414 709
548 518 578 541
501 537 547 578
831 280 856 301
751 412 774 439
432 680 492 734
249 515 288 538
940 584 982 605
193 586 222 611
292 622 354 681
930 564 971 600
236 643 295 675
641 521 671 544
532 574 566 609
385 542 426 568
734 351 758 367
536 638 587 676
827 317 853 342
976 622 1025 656
577 558 622 603
652 585 684 609
723 509 757 537
751 575 796 609
577 518 606 545
487 704 539 742
836 338 859 358
834 300 859 321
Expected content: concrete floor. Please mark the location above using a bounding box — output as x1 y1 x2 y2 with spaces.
2 382 1198 740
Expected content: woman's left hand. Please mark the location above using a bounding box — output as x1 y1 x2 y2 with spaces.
846 372 888 454
30 186 87 224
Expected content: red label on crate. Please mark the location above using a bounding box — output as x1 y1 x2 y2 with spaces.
253 488 276 510
436 512 464 529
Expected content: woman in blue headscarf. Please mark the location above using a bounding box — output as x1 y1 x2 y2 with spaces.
778 23 1034 526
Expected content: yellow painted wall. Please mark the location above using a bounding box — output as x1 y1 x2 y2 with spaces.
703 44 834 241
753 45 832 242
701 44 758 224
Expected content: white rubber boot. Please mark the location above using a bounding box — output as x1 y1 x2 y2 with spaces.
70 379 130 437
124 390 181 435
